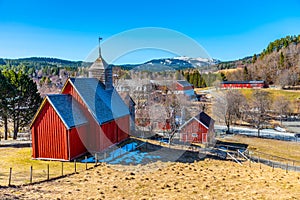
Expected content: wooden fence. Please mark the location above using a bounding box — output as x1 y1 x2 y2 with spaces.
0 156 101 187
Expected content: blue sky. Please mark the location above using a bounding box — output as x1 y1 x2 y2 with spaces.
0 0 300 64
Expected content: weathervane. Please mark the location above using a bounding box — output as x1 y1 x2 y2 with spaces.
99 37 103 58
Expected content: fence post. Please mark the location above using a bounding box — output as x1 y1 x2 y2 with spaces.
85 156 88 170
74 159 77 173
286 163 288 173
47 164 50 180
95 153 98 166
61 162 64 176
30 166 33 184
272 162 274 172
8 167 12 186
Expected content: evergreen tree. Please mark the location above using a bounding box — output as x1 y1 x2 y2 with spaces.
0 71 14 140
279 52 285 69
220 72 227 81
3 70 42 139
192 72 198 88
184 72 190 83
252 54 257 63
243 66 249 81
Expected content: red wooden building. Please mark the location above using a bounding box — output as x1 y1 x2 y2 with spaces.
220 81 267 89
30 55 130 161
175 80 194 91
179 112 214 144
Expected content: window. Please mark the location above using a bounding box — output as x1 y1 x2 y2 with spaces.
192 133 198 138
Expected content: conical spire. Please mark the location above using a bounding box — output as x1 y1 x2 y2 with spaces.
88 37 113 90
88 37 108 80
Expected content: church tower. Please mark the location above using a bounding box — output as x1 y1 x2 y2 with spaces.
88 37 113 90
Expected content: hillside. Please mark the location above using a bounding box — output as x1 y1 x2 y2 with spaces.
1 159 299 199
220 34 300 87
0 57 90 69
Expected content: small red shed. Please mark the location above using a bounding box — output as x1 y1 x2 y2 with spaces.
179 112 214 144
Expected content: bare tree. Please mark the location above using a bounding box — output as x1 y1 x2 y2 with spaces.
276 70 290 88
276 68 299 88
273 96 292 126
249 90 271 137
213 90 246 134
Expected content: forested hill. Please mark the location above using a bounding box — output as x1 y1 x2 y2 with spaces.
0 57 91 69
220 34 300 87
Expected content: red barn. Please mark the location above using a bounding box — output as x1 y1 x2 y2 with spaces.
179 112 214 144
30 55 130 161
220 81 267 89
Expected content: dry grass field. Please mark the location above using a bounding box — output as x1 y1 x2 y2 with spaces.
1 159 300 199
1 141 300 199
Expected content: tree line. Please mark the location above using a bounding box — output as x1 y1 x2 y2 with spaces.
0 70 42 140
261 35 300 58
183 70 207 88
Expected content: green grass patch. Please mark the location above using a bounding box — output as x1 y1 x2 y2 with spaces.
0 147 87 186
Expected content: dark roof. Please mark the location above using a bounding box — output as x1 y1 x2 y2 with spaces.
177 80 193 87
119 92 136 107
47 94 88 129
221 80 265 84
179 111 214 130
194 112 214 128
69 78 129 124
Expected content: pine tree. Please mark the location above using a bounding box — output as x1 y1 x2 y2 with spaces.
279 52 285 69
243 66 249 80
0 71 14 140
184 72 190 83
252 54 257 63
220 72 227 81
3 70 42 139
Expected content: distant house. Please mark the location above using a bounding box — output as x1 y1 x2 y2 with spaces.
220 81 268 89
30 53 130 161
150 80 196 100
174 80 196 100
179 112 214 144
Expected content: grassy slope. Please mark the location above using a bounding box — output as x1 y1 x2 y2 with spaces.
221 135 300 162
240 88 300 102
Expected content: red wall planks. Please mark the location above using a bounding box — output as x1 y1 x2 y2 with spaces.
68 125 88 160
179 118 208 143
32 102 68 160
